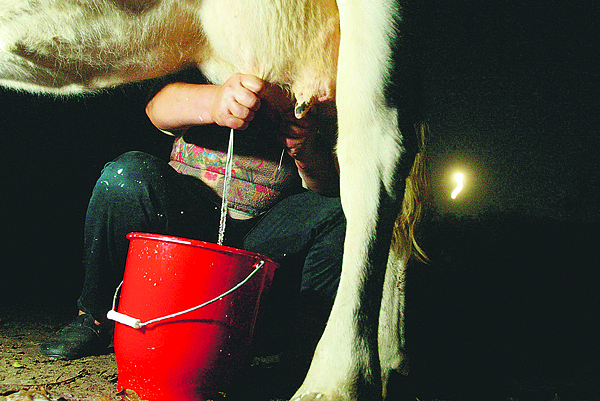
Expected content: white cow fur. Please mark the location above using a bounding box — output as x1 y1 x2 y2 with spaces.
0 1 423 399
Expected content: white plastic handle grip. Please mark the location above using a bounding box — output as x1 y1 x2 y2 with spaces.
107 260 265 329
106 310 142 329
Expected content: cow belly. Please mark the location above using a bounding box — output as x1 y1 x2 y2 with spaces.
197 0 339 115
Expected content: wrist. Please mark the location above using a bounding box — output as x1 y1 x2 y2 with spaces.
294 154 339 196
146 82 218 131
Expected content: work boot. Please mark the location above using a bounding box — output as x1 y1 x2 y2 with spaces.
40 314 111 360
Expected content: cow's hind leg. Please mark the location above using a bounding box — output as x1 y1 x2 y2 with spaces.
379 252 409 398
291 0 406 400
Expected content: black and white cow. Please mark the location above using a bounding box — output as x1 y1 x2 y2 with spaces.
0 1 425 399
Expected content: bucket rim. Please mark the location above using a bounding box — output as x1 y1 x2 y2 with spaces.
126 232 278 267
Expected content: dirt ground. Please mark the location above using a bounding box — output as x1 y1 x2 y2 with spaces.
0 306 119 401
2 304 599 401
0 305 297 401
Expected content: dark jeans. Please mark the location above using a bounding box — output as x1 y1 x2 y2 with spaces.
78 151 345 335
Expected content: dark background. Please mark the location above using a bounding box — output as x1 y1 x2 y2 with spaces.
1 1 598 399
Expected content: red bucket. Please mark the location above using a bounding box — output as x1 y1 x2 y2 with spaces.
109 232 278 401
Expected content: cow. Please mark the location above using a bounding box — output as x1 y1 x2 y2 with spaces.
0 1 426 399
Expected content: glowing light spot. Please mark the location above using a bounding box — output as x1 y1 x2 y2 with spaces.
451 173 464 199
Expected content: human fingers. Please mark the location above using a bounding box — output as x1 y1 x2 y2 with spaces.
212 75 260 129
219 74 261 111
279 120 314 160
236 74 265 110
220 109 255 130
281 119 310 139
238 73 266 95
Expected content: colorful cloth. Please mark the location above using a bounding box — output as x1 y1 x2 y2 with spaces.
168 126 301 218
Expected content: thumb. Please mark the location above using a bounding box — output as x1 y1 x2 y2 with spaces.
239 74 267 96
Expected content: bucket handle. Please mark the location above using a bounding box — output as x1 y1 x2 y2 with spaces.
107 260 265 329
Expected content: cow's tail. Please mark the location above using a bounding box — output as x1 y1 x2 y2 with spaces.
392 121 428 265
